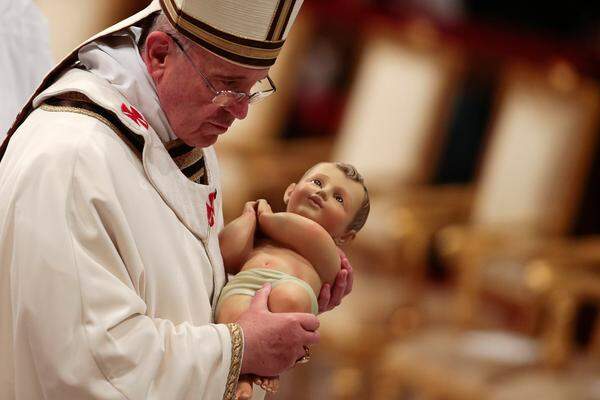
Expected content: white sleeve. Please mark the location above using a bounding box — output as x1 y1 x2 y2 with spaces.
6 120 242 399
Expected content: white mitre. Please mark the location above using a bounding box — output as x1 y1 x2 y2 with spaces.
159 0 304 68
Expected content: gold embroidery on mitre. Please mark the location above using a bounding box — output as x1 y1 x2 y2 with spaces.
223 323 244 400
272 0 297 41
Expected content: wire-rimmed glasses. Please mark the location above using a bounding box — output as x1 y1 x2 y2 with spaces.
167 33 276 108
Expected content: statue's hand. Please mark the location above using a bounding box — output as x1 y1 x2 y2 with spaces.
317 249 354 313
256 199 273 216
243 200 258 216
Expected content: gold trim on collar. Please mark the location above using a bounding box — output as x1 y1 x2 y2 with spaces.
189 166 207 184
172 148 203 171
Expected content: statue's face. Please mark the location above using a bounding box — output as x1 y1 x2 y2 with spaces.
284 163 364 241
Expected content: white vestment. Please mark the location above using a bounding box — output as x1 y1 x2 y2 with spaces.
0 2 247 399
0 0 53 138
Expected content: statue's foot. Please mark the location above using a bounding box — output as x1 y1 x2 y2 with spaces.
254 376 280 394
235 375 253 400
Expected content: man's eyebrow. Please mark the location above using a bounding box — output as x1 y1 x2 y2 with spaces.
211 74 246 81
211 73 269 81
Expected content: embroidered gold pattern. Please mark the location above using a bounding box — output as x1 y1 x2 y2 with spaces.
164 137 185 151
189 167 207 184
223 323 244 400
173 148 204 170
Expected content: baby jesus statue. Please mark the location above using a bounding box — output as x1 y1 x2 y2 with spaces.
216 162 370 399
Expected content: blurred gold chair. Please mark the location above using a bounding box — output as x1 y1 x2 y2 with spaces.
332 20 465 277
435 62 600 328
369 63 600 400
487 254 600 400
353 59 600 312
373 256 600 400
309 21 465 400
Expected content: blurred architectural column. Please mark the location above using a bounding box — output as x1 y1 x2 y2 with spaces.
0 0 53 138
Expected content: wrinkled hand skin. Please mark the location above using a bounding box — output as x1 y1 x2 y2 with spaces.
317 248 354 314
236 284 320 377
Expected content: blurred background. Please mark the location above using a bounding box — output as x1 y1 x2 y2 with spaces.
10 0 600 398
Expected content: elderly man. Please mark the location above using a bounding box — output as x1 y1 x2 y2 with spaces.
0 1 353 399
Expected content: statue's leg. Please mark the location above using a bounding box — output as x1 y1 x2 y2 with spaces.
215 294 253 324
267 281 314 314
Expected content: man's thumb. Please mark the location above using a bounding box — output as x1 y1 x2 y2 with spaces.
250 283 271 310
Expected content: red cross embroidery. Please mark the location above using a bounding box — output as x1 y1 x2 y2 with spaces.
206 190 217 228
121 103 149 129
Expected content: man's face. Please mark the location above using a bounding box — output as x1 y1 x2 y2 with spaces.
145 32 269 147
284 163 365 240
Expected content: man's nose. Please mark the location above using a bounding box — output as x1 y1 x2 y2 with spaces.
225 99 249 120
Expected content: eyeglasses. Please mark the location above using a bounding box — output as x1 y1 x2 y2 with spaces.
166 34 276 108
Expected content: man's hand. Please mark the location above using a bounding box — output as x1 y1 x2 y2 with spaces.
317 248 354 313
237 284 320 377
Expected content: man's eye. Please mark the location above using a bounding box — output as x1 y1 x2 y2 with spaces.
312 179 322 187
218 79 242 91
335 195 344 204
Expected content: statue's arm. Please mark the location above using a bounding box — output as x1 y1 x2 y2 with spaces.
258 210 340 284
219 202 257 274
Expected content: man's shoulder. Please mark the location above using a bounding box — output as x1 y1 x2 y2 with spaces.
6 105 137 173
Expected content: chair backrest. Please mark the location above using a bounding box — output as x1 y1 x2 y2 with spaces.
542 264 600 367
332 25 463 192
471 63 600 236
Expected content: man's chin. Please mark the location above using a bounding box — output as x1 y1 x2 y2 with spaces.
190 135 219 148
181 126 226 148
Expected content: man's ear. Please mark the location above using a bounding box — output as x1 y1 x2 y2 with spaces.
283 183 296 205
335 230 356 246
144 31 172 83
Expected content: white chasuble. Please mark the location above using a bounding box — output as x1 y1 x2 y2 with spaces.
0 67 242 399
